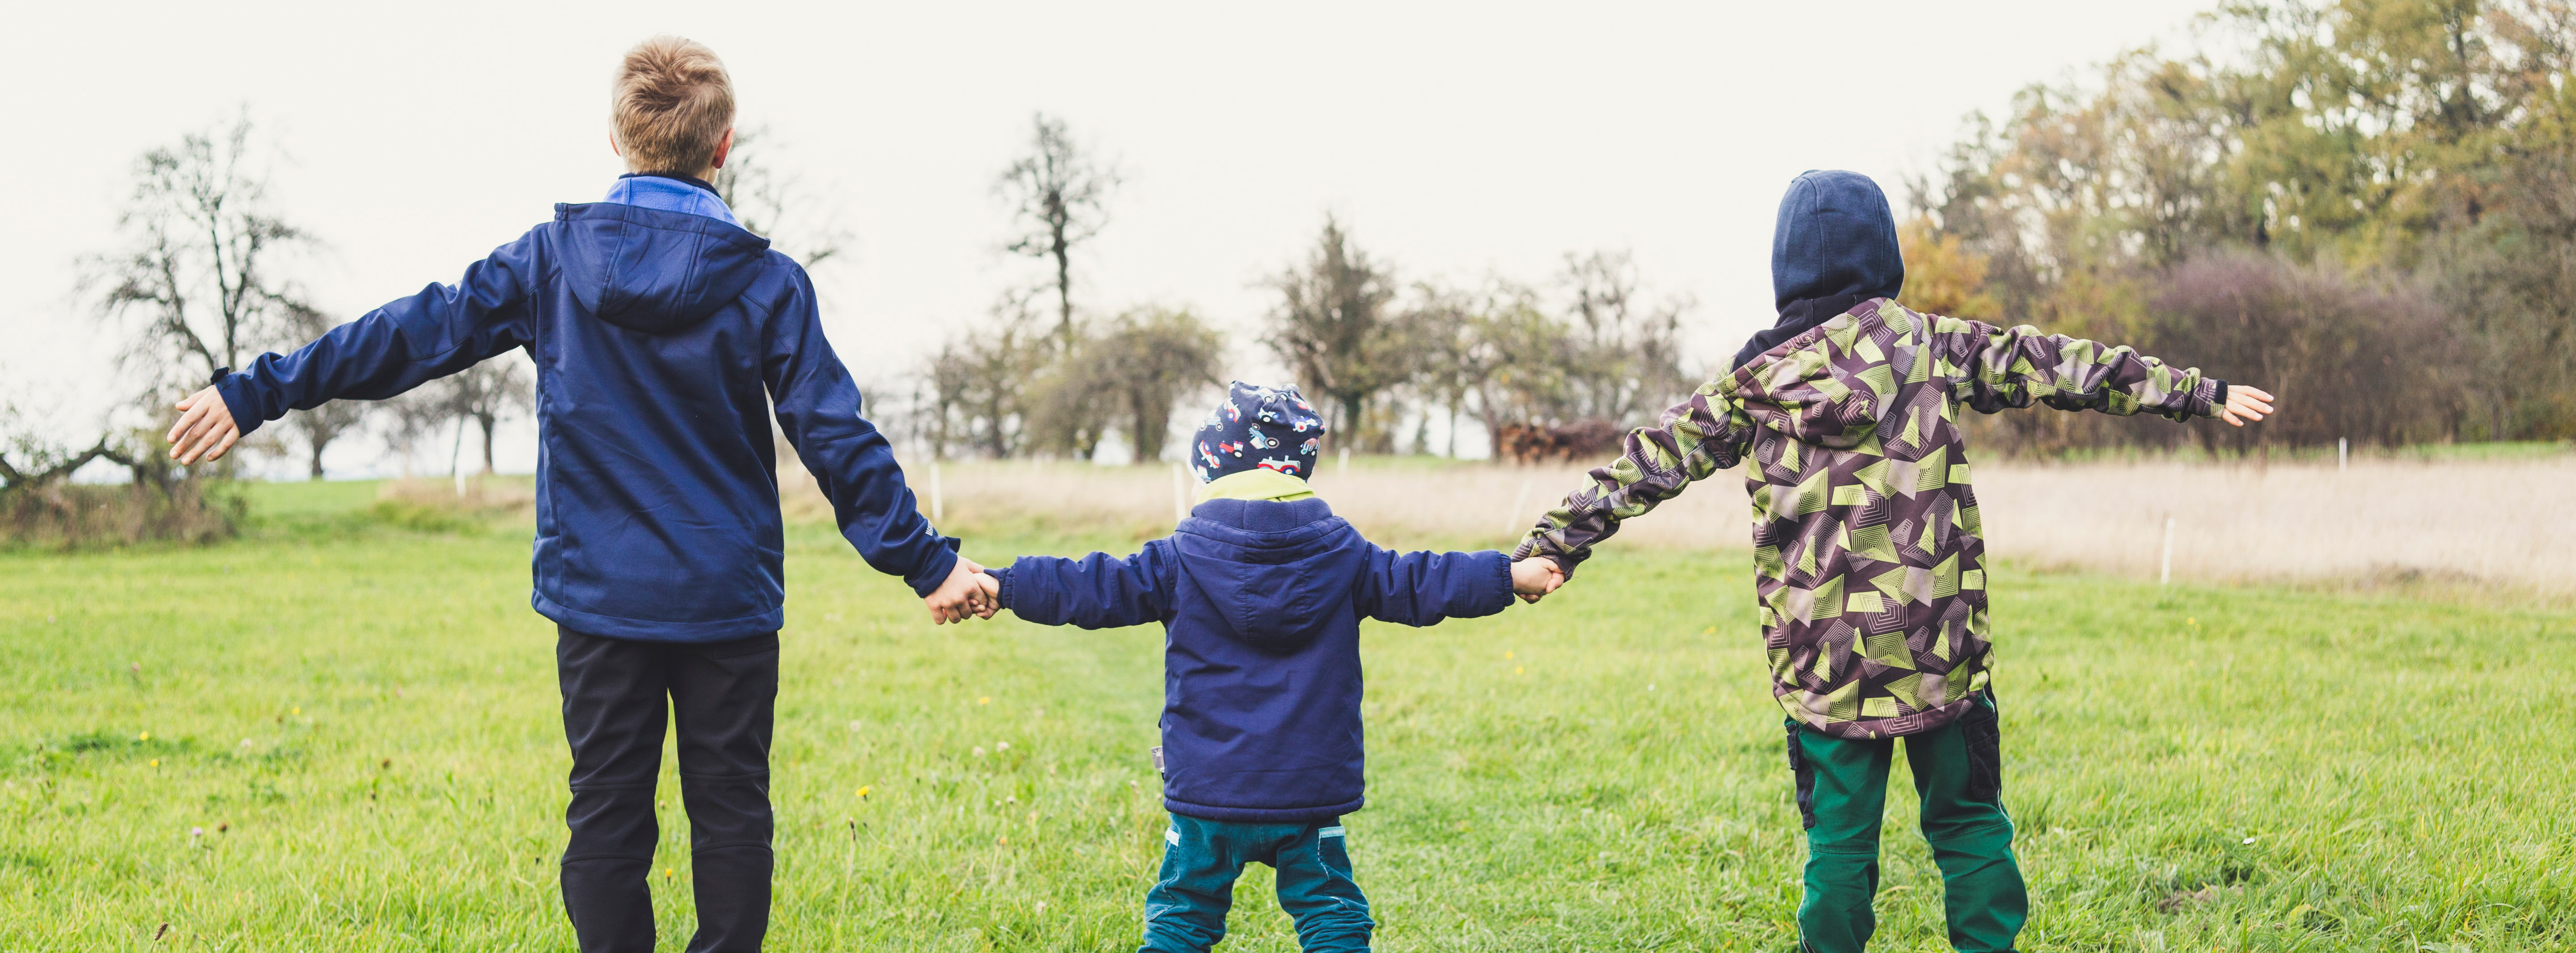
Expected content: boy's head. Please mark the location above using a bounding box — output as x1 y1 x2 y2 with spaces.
1192 382 1326 483
610 36 735 179
1771 170 1903 311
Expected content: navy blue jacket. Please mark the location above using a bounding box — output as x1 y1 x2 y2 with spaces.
214 202 957 642
989 497 1512 822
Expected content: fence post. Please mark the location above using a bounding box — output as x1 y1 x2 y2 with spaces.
930 461 944 524
1507 479 1532 538
2160 516 2175 587
2338 437 2348 472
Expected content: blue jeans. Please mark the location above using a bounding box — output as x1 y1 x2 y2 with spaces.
1139 813 1373 953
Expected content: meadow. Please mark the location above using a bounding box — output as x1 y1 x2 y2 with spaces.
3 464 2573 951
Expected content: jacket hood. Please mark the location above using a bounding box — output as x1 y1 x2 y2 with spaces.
553 202 773 334
1735 171 1905 369
1170 497 1365 653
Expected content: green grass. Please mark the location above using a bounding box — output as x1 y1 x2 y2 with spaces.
3 481 2572 950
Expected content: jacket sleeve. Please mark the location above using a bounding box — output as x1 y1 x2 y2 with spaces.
1511 383 1756 579
1353 546 1514 626
763 265 960 596
1936 317 2220 421
212 230 542 434
990 542 1176 629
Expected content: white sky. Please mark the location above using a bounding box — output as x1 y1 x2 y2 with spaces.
1 0 2216 477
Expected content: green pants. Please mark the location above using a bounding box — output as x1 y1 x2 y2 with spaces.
1138 813 1373 953
1788 691 2026 953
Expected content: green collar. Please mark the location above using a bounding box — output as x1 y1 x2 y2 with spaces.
1199 468 1317 503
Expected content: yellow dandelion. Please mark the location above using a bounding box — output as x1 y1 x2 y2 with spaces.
2187 617 2199 626
1504 651 1515 659
139 732 150 741
1704 626 1717 634
663 868 674 879
857 786 871 799
978 697 991 705
291 707 300 715
1515 667 1525 675
149 759 160 767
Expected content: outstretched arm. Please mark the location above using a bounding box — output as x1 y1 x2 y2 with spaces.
169 231 544 463
1355 546 1514 626
988 544 1178 629
1512 383 1756 580
1940 318 2222 421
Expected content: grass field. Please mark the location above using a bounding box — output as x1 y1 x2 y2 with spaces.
4 478 2574 951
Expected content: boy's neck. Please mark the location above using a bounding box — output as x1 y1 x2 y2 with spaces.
622 169 721 195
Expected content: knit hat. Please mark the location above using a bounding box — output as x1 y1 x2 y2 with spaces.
1191 381 1326 483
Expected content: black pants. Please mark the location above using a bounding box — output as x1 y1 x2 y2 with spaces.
557 626 779 953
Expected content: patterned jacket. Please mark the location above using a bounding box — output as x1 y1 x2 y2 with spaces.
1514 298 2222 739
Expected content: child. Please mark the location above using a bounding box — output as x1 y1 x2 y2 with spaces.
969 382 1562 953
1510 170 2273 953
160 36 992 952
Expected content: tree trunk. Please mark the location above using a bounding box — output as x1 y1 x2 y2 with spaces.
479 413 499 475
309 439 327 481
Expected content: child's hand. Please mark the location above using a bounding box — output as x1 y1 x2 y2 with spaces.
971 573 1000 608
1511 557 1564 604
165 386 242 464
2219 385 2275 427
924 557 996 625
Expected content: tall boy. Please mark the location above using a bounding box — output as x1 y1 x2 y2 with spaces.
968 382 1563 953
161 36 991 953
1512 171 2272 953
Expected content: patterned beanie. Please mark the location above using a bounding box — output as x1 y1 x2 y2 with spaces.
1191 381 1326 483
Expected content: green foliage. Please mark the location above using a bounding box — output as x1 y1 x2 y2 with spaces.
2 481 2572 948
1919 0 2576 450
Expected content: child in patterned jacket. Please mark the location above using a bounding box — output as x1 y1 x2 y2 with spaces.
1512 170 2274 953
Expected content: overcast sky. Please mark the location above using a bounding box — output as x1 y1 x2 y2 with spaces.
2 0 2217 476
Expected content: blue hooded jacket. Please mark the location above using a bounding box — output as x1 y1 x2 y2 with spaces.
212 185 957 642
988 497 1511 823
1729 170 1907 370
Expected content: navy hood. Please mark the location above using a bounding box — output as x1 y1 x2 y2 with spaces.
1172 497 1362 653
554 202 772 335
1733 170 1906 369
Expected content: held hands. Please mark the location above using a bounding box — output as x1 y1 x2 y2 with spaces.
2219 385 2276 427
924 557 1000 625
1511 557 1565 604
166 386 242 464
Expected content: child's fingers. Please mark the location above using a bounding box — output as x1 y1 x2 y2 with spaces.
165 401 210 452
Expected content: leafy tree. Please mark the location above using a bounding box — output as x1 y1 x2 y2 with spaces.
1261 217 1413 451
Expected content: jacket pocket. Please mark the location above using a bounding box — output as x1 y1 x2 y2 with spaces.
1784 719 1818 831
1961 692 2003 806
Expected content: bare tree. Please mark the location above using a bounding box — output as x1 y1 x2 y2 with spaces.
711 125 853 269
1261 217 1412 451
90 114 314 396
445 359 536 475
1557 250 1692 427
996 113 1120 352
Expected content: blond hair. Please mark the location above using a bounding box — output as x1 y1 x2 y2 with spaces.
610 36 734 174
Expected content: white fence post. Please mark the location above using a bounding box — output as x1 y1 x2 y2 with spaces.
2338 437 2348 472
2160 516 2175 587
1507 479 1532 537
